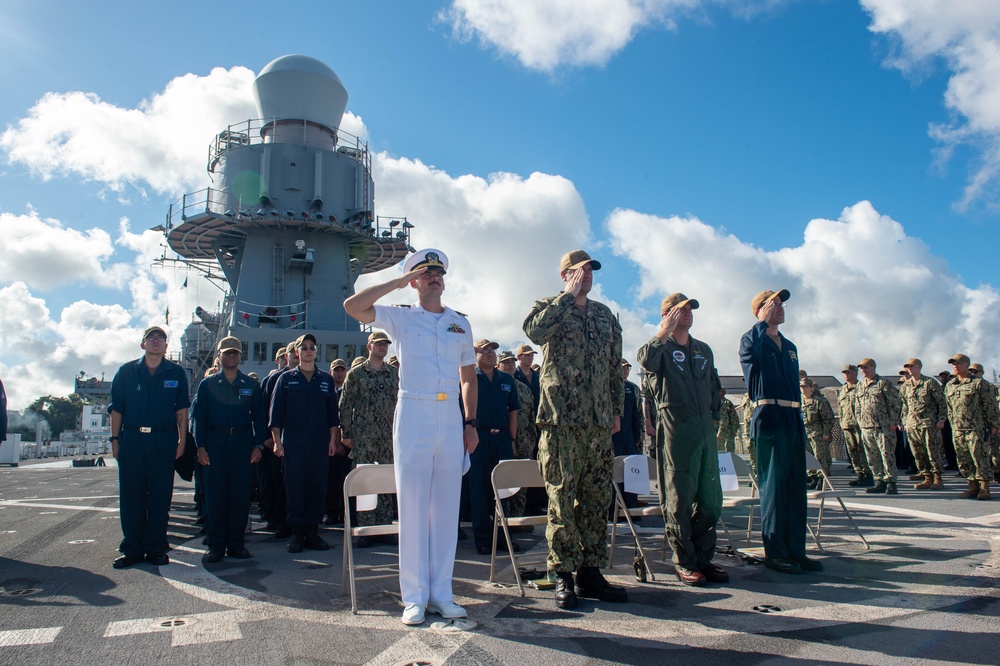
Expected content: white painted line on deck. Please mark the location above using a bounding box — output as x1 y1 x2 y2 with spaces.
0 627 61 647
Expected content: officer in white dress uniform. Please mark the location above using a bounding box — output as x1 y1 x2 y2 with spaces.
344 248 479 626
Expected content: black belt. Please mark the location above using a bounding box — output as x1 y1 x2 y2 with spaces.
125 425 175 434
209 425 253 435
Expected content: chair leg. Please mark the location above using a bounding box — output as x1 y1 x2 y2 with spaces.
489 503 499 585
837 497 871 549
499 516 523 596
718 517 744 566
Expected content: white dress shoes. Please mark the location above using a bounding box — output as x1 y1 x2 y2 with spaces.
425 600 467 619
401 604 425 626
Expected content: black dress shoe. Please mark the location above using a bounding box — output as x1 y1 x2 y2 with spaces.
698 562 730 583
554 572 578 609
113 554 143 569
476 544 492 555
227 547 252 559
274 524 292 538
764 557 801 574
302 532 331 551
145 553 170 566
375 534 398 545
356 536 373 548
497 539 521 553
202 549 225 564
288 532 305 553
793 556 823 572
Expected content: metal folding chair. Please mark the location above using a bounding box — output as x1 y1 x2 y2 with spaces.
341 464 399 613
718 453 760 563
488 459 550 596
804 451 871 551
608 454 664 580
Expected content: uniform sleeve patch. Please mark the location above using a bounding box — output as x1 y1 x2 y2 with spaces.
672 350 686 363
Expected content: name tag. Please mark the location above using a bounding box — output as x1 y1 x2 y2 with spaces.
164 380 178 388
501 384 511 392
239 389 252 396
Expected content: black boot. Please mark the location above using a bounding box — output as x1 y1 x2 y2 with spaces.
885 482 898 495
859 474 875 487
866 480 887 494
554 572 578 610
303 525 331 550
575 566 628 602
848 473 866 487
288 527 305 553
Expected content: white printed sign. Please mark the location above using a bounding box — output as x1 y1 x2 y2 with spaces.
623 455 651 495
718 452 739 492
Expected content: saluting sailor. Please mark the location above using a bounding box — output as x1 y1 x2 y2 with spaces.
344 248 478 627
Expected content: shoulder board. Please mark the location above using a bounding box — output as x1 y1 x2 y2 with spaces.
455 311 467 317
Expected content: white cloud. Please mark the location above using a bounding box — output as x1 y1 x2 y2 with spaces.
440 0 703 72
608 199 1000 378
1 65 373 200
862 0 1000 207
359 154 594 349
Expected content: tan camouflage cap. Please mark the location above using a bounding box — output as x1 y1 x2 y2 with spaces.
559 249 602 272
217 336 241 352
330 358 347 370
903 358 922 368
750 289 790 316
970 363 985 373
841 364 858 373
515 344 537 357
142 325 167 341
351 356 366 369
386 355 400 368
948 354 971 365
497 350 516 364
368 330 391 345
859 357 876 368
274 346 287 360
660 293 699 314
474 339 499 351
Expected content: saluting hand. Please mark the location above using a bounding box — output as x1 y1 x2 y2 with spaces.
564 267 586 297
657 307 683 339
397 266 428 288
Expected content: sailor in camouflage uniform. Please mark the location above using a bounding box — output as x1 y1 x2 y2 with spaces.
800 377 837 487
945 354 998 500
738 392 756 473
717 387 739 453
854 358 902 495
899 358 946 491
523 249 628 609
970 363 1000 478
498 350 538 518
838 364 872 486
339 330 399 542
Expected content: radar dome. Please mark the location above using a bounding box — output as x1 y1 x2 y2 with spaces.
253 55 348 133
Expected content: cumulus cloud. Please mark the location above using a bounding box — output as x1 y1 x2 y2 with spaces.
440 0 704 72
0 209 133 290
608 200 1000 377
358 154 594 347
861 0 1000 208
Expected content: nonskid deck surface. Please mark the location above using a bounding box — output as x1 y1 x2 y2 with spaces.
0 459 997 665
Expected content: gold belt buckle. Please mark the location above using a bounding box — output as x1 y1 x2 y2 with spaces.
139 427 152 434
437 393 447 401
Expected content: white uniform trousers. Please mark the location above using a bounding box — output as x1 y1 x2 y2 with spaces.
393 397 464 607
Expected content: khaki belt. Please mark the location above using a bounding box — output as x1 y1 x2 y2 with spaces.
754 399 800 409
127 425 175 434
488 429 501 435
399 390 456 401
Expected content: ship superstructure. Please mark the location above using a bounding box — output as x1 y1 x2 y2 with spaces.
158 55 413 387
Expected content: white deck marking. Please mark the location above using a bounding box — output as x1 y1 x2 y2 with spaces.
0 627 61 646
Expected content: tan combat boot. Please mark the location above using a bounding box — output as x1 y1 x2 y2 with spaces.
913 474 933 490
929 473 943 490
978 484 991 501
958 480 980 499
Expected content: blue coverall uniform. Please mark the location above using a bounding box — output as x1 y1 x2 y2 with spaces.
739 320 807 560
110 358 190 559
193 371 267 552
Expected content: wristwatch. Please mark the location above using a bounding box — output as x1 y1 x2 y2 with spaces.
464 418 479 429
109 436 120 443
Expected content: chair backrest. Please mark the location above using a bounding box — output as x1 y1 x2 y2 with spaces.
492 459 545 494
613 454 657 485
343 464 397 498
725 453 759 494
803 451 832 489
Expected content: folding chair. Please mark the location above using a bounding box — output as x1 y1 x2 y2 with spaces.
608 454 664 580
804 451 871 551
341 464 399 613
488 459 550 596
718 453 760 563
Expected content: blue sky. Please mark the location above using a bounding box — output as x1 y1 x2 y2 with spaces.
2 0 1000 407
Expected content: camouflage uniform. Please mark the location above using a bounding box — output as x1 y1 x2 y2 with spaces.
899 376 946 476
854 375 902 483
507 379 538 517
524 291 623 573
945 377 998 483
717 399 739 453
837 382 868 476
739 393 756 473
802 392 837 475
338 360 399 526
